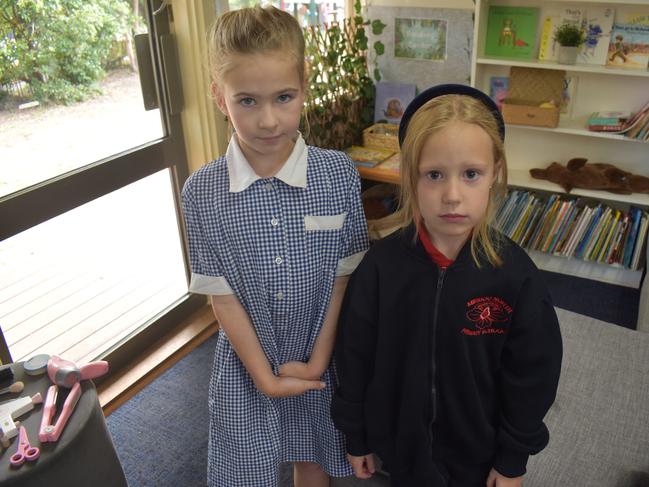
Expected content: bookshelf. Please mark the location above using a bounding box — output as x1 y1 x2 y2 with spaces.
471 0 649 287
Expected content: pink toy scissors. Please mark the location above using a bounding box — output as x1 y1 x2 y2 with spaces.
9 426 40 468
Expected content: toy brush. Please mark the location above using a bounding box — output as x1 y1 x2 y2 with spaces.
0 381 24 396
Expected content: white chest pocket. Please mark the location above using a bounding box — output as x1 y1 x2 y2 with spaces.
304 213 347 231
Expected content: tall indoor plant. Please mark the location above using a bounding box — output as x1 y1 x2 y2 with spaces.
302 0 385 150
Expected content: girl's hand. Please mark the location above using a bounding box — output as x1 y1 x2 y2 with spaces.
347 453 376 479
258 374 325 398
278 361 321 380
486 468 523 487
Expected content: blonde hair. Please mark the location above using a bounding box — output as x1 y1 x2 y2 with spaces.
207 6 306 85
395 94 508 267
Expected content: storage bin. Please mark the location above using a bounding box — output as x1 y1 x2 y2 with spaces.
502 67 565 128
363 123 400 151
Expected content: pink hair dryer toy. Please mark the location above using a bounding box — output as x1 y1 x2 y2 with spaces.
39 356 109 443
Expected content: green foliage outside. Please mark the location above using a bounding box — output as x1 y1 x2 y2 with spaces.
0 0 132 104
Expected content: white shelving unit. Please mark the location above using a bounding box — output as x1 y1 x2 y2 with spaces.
471 0 649 288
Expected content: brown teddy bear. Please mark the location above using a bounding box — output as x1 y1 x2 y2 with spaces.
529 158 649 195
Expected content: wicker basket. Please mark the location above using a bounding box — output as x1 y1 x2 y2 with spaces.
502 67 565 128
363 123 400 151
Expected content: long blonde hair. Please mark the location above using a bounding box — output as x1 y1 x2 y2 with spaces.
207 6 305 86
395 94 508 267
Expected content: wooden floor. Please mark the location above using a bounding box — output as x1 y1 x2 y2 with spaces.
0 171 188 363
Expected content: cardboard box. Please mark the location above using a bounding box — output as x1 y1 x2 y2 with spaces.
502 67 565 128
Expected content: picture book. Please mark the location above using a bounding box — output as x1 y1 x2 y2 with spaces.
578 7 615 65
489 76 509 110
379 152 401 173
606 8 649 69
485 6 539 60
631 212 649 270
345 146 395 168
538 7 584 62
374 82 417 124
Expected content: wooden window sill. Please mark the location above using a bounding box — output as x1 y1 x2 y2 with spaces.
98 303 218 416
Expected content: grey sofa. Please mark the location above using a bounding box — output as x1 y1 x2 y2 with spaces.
332 306 649 487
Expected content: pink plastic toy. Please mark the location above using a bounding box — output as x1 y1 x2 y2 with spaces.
9 426 40 468
39 356 109 443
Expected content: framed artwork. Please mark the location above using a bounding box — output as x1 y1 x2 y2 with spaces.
394 18 447 61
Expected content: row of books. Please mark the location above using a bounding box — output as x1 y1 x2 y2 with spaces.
495 190 649 271
485 5 649 70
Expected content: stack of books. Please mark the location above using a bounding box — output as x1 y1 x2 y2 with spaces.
587 111 631 132
495 190 649 270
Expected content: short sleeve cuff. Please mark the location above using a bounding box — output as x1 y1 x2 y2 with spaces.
336 250 367 276
189 273 234 295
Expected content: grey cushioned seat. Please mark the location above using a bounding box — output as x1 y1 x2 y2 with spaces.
526 308 649 487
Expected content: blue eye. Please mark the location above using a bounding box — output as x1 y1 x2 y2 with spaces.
239 97 255 106
277 94 293 103
426 170 442 180
464 169 481 180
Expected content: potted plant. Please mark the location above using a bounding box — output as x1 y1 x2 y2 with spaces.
553 23 585 64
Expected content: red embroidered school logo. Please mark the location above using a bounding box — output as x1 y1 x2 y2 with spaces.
462 296 512 336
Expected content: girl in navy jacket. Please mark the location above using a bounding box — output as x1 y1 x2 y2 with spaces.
332 85 563 487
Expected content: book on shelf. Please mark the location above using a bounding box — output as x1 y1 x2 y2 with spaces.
485 6 539 60
538 7 584 62
623 207 643 267
345 146 395 168
578 7 616 65
588 123 626 132
585 207 613 261
606 215 628 264
489 76 509 111
575 205 603 259
374 82 417 124
630 212 649 270
606 8 649 70
587 111 632 125
563 205 592 257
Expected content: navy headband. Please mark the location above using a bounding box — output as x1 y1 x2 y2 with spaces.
398 84 506 147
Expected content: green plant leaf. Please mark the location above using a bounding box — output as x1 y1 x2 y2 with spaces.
371 20 387 35
374 41 385 56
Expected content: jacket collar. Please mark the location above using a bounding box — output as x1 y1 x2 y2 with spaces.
400 222 473 268
226 133 307 192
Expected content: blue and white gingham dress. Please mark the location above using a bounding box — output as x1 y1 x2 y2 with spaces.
181 136 369 487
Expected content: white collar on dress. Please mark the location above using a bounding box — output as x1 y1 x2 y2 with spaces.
226 133 307 193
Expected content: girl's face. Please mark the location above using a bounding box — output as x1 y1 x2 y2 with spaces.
213 51 305 175
416 121 497 257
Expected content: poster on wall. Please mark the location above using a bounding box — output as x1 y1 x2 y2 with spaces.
367 6 473 89
394 18 448 61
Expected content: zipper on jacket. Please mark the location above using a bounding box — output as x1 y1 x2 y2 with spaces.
430 267 446 427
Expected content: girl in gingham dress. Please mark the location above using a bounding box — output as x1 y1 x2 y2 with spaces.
181 6 369 487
